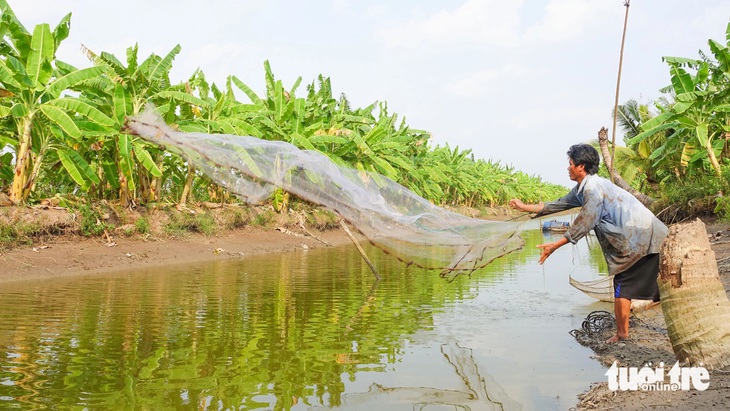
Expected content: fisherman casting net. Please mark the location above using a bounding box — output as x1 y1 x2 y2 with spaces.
124 109 526 279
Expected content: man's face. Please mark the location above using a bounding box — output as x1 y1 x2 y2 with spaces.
567 159 585 182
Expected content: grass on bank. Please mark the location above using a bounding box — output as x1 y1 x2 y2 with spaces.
0 200 342 251
650 167 730 224
1 180 727 251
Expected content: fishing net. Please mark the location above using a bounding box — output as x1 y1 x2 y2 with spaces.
124 110 526 279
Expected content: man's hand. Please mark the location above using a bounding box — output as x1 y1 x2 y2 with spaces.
509 198 525 211
537 242 555 264
509 199 543 214
537 237 569 264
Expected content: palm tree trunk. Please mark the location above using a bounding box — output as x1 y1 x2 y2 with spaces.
658 219 730 370
597 127 655 207
10 116 33 203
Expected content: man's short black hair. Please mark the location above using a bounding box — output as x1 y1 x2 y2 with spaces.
567 144 599 175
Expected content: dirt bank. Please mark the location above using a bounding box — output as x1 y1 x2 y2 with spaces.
0 202 519 284
0 204 353 284
0 226 353 284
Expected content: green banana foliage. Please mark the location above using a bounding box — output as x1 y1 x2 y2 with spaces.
630 21 730 180
0 1 565 210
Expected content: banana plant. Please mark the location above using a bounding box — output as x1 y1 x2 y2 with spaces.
172 70 265 204
0 3 110 202
592 99 672 192
630 22 730 177
76 43 192 204
0 0 565 210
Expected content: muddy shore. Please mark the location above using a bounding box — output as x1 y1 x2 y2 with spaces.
0 225 353 284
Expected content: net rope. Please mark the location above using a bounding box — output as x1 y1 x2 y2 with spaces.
124 109 527 279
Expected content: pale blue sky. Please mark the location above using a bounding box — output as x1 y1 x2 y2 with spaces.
13 0 730 186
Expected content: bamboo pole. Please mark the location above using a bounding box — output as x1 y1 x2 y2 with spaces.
610 0 631 182
340 219 380 281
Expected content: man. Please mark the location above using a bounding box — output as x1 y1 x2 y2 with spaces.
509 144 667 343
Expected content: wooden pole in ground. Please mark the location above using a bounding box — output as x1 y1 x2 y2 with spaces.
340 219 380 281
610 0 631 182
658 219 730 369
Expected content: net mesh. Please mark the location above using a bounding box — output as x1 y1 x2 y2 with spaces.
124 110 526 279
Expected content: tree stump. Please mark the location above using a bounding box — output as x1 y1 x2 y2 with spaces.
658 219 730 370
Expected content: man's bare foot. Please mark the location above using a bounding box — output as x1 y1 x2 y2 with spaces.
606 334 628 344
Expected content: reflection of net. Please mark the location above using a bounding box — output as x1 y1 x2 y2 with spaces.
308 342 522 410
125 110 525 278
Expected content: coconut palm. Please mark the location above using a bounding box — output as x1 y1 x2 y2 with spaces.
659 219 730 370
600 99 669 192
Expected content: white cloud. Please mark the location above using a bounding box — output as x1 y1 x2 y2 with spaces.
445 64 528 97
11 0 73 24
366 4 386 18
377 0 615 50
506 103 605 132
331 0 351 14
523 0 614 43
174 43 257 87
690 3 730 44
379 0 523 48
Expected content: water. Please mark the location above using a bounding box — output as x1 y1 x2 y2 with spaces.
0 225 611 410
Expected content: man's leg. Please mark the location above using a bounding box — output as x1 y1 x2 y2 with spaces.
606 297 631 343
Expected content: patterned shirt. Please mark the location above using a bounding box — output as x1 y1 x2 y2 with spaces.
536 174 668 275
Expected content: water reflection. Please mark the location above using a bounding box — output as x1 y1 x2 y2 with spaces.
0 228 608 410
312 342 522 411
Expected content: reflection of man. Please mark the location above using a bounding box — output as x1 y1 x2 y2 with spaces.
509 144 667 343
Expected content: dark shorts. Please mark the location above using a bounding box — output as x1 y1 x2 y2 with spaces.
613 253 660 301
